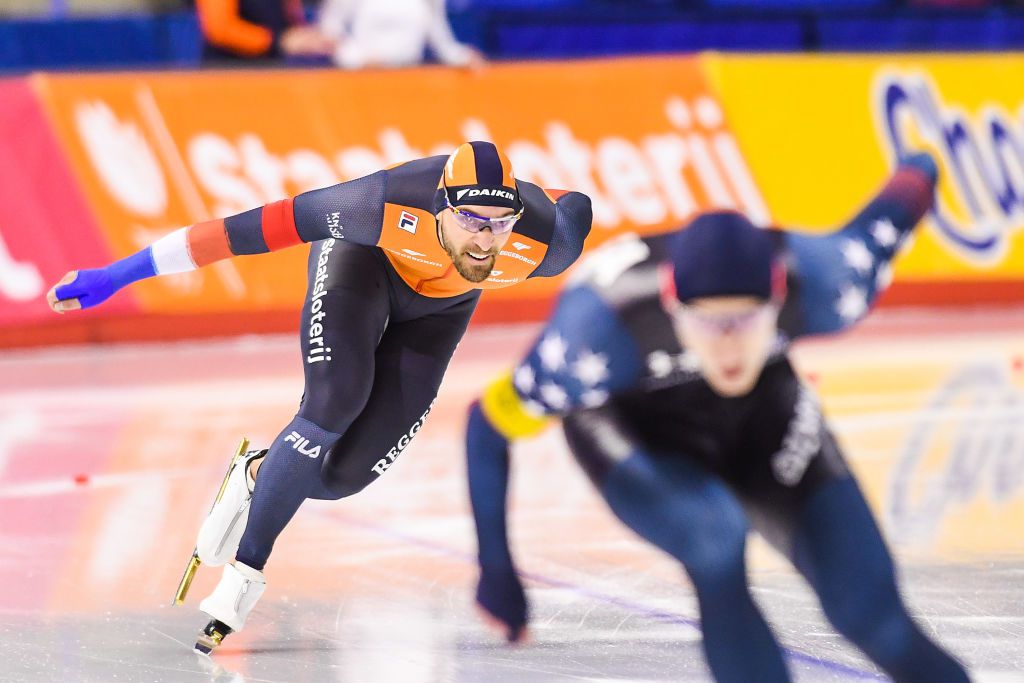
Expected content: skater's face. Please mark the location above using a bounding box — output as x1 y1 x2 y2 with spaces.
672 296 778 397
437 204 515 283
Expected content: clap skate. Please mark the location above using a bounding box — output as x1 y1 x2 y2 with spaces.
172 438 266 606
194 562 266 655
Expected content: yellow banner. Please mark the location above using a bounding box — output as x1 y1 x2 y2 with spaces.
704 54 1024 284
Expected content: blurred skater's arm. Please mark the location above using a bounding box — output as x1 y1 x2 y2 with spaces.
779 152 939 338
467 282 643 642
834 152 938 238
465 388 545 644
47 171 388 313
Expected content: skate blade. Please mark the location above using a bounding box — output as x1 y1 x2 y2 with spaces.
173 553 201 606
171 437 249 606
194 619 232 656
193 637 215 656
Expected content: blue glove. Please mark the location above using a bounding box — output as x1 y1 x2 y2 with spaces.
51 249 158 311
54 268 116 310
476 563 528 643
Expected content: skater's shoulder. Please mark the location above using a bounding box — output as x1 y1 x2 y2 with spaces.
511 183 591 279
562 232 665 306
383 155 448 181
381 156 449 211
544 278 655 370
513 284 650 414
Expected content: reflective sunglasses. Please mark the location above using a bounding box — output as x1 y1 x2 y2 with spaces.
445 195 523 234
675 303 777 336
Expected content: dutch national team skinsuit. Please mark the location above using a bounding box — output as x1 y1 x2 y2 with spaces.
51 142 592 574
467 155 970 682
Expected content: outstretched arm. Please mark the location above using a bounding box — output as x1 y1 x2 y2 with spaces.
780 152 938 338
467 283 643 642
47 171 387 313
466 393 538 644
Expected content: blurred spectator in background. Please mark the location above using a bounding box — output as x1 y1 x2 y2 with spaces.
318 0 485 69
197 0 335 64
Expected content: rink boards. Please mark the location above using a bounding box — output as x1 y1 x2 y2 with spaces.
2 54 1024 347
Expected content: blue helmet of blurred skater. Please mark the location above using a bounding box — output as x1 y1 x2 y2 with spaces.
667 211 786 305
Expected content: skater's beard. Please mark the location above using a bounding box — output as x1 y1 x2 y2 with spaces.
446 245 499 282
437 224 500 282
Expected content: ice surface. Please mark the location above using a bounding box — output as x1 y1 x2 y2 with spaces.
1 309 1022 682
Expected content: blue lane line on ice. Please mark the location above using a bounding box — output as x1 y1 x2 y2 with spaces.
328 511 885 681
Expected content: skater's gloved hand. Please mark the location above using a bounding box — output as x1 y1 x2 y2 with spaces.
476 563 529 644
48 268 115 313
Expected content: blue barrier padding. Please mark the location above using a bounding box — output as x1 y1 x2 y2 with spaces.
704 0 888 9
160 13 202 66
818 14 1024 50
3 6 1024 72
451 0 584 8
2 16 166 69
493 18 805 57
0 25 23 70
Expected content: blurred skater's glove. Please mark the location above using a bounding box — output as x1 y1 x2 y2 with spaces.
476 563 529 644
899 151 939 185
53 268 115 310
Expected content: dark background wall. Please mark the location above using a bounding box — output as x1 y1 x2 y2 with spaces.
2 0 1024 72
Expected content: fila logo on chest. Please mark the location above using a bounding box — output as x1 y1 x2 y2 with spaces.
398 211 419 234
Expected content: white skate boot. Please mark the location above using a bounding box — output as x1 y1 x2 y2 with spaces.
195 447 266 566
194 561 266 655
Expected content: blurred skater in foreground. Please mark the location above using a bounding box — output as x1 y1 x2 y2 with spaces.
465 153 971 682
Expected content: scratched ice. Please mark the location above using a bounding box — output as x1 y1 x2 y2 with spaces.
1 308 1022 682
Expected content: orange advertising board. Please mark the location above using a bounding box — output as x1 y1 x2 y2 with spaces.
31 57 767 318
